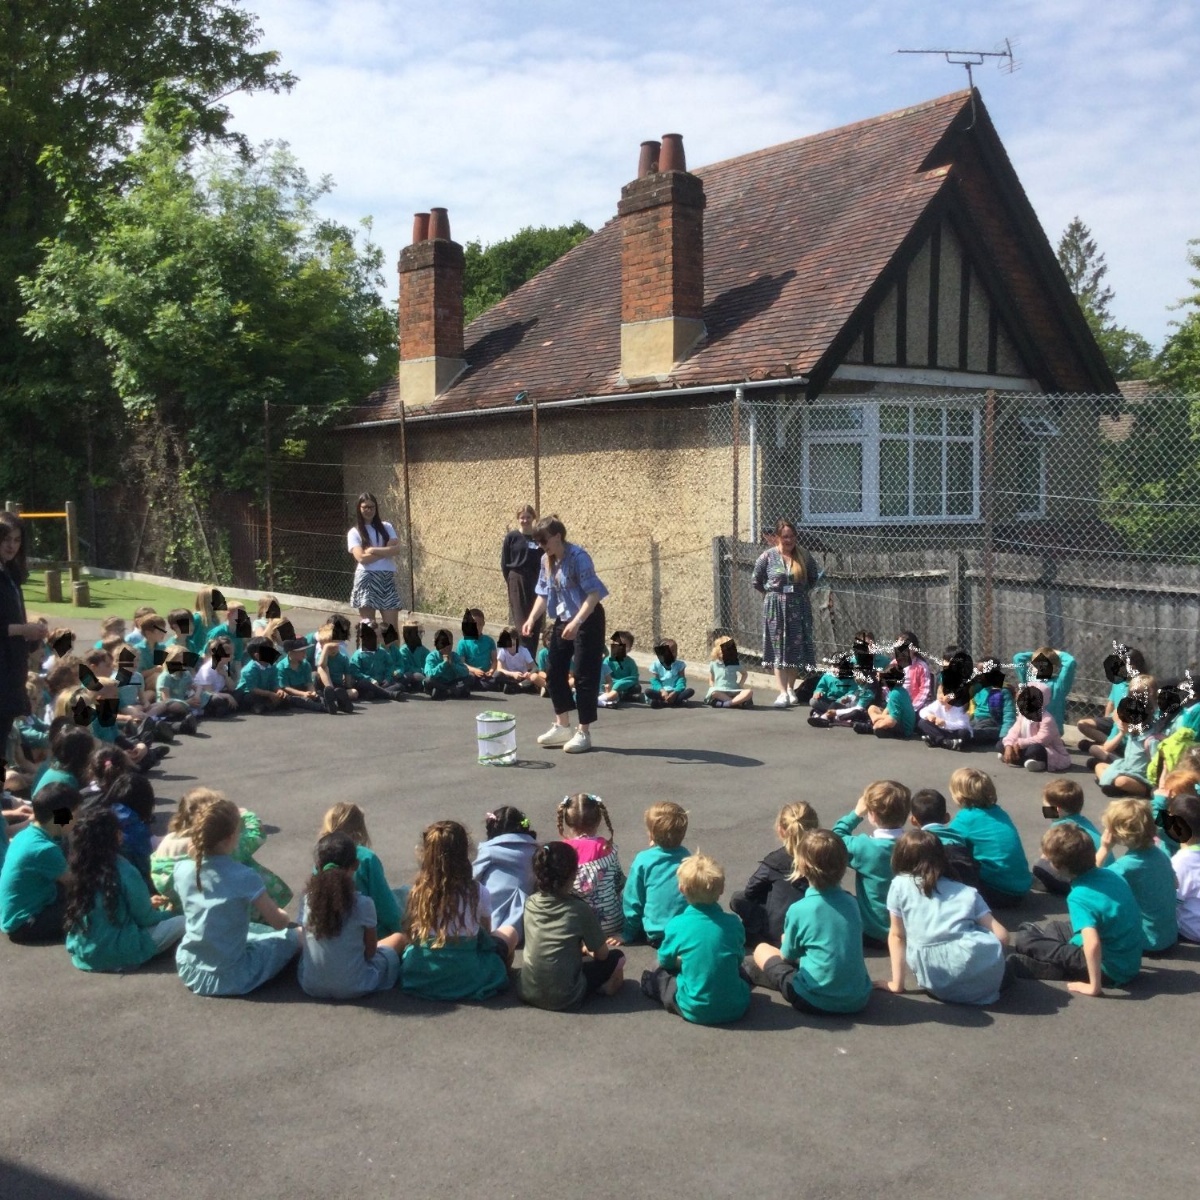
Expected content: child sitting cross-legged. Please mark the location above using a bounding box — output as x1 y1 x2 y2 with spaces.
1032 779 1112 896
875 830 1010 1005
1000 685 1069 773
1010 823 1143 995
349 622 406 700
807 652 861 716
235 637 288 713
297 832 407 999
854 663 915 739
494 628 541 696
518 841 625 1010
0 782 82 943
423 629 471 700
619 801 691 947
598 630 641 708
1098 798 1178 955
706 635 754 708
833 780 912 948
641 852 751 1025
473 806 537 942
747 829 872 1016
647 639 694 708
730 801 820 947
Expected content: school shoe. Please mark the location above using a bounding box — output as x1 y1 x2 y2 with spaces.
146 718 175 743
337 693 355 714
322 688 339 715
649 693 665 709
945 738 965 752
1077 738 1094 753
537 724 574 748
178 713 199 736
562 728 591 754
1023 758 1047 772
807 714 830 728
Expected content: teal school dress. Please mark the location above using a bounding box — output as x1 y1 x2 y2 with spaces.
173 855 299 996
354 845 406 937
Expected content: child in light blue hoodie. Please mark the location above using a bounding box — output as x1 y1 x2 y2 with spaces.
473 806 537 941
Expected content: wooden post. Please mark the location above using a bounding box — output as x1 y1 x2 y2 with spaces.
981 389 997 653
531 395 541 516
398 400 416 610
263 397 275 589
72 580 91 608
44 568 63 603
65 500 80 583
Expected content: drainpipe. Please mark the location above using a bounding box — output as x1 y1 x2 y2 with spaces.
747 401 758 544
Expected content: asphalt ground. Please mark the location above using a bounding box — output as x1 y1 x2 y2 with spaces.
3 620 1197 1199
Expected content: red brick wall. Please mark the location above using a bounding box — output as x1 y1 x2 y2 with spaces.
398 240 465 361
618 172 706 324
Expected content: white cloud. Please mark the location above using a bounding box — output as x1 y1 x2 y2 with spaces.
228 0 1200 344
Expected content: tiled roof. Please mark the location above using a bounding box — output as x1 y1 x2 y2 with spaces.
345 90 1093 427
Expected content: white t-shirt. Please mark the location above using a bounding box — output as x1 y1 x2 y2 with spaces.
498 646 534 674
192 662 227 694
347 522 398 573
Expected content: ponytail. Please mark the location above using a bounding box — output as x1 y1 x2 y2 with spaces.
191 796 240 892
304 833 358 940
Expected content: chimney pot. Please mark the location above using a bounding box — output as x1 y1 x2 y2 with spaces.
637 140 661 178
412 212 430 243
428 207 451 240
658 133 686 173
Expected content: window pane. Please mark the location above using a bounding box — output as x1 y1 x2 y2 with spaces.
880 440 910 517
880 404 908 434
914 407 942 435
807 405 863 433
808 442 863 514
947 442 975 515
947 408 973 437
913 441 943 515
1011 445 1041 513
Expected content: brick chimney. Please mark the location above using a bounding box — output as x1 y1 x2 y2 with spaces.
397 207 466 407
618 133 706 380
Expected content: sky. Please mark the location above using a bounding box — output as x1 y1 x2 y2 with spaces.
226 0 1200 348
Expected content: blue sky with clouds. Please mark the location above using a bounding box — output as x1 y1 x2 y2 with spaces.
227 0 1200 347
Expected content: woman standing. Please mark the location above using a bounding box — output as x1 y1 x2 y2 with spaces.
347 493 401 631
500 505 541 653
521 516 607 755
1 512 46 755
752 519 823 708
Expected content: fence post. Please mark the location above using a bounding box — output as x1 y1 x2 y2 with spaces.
398 399 416 610
981 389 997 653
5 501 20 514
730 388 742 641
263 398 275 590
65 500 80 583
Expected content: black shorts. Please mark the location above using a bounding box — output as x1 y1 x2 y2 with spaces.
581 950 624 995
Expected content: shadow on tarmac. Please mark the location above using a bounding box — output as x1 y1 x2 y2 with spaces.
3 1161 117 1200
592 746 763 767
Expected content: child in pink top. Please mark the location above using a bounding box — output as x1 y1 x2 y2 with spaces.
1001 686 1070 772
891 634 932 710
556 793 625 936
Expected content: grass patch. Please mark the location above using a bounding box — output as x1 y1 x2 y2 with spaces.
23 571 251 623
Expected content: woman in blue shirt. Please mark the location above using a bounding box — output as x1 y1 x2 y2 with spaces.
521 516 608 755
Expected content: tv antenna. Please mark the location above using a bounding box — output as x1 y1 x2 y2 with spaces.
898 39 1018 128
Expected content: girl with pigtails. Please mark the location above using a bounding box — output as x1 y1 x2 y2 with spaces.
173 794 299 997
557 793 625 936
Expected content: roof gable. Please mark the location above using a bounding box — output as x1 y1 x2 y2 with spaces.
348 90 1112 426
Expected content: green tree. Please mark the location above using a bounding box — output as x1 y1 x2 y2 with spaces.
1156 239 1200 395
1056 216 1155 382
462 222 592 324
20 99 397 497
0 0 294 504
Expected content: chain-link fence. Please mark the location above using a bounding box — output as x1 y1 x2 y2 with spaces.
84 388 1200 710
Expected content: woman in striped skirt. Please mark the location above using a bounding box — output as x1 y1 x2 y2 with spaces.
347 493 401 631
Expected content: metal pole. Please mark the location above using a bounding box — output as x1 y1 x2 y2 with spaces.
747 403 759 544
263 397 275 590
65 500 80 583
731 387 742 638
398 399 416 610
532 395 541 516
981 388 997 653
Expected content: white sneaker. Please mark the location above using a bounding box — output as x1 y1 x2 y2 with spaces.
597 695 612 707
563 728 592 754
537 724 574 747
773 693 791 708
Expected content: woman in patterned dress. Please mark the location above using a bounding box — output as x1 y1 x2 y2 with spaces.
347 493 401 631
752 519 823 708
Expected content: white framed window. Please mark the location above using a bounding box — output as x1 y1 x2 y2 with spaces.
801 400 980 525
1012 415 1057 519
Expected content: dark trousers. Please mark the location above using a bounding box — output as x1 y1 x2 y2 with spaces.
353 679 394 702
547 604 605 726
730 892 768 948
507 570 540 654
752 954 843 1015
1012 919 1087 979
7 883 66 944
641 967 682 1016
